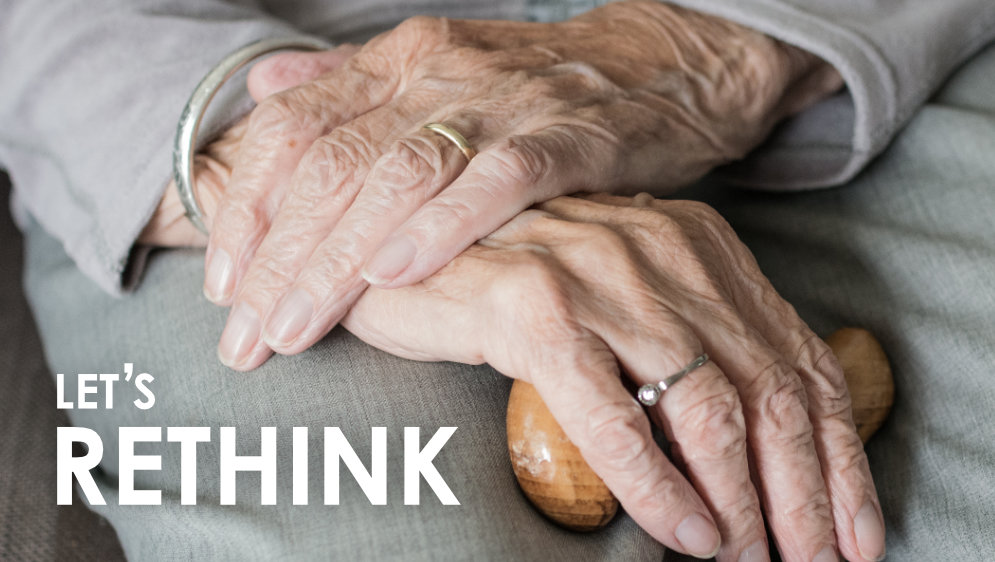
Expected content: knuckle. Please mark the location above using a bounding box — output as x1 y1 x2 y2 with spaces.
514 256 566 303
296 134 368 196
490 256 577 334
723 496 764 530
584 400 653 471
324 128 377 170
682 385 747 460
249 94 306 135
754 366 814 444
217 197 270 239
793 330 831 369
761 366 808 414
308 247 363 288
797 333 852 419
816 374 852 422
489 137 551 187
830 435 869 475
245 255 297 293
372 138 443 198
627 469 688 517
776 495 834 536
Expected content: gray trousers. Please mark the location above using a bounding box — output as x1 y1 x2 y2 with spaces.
23 43 995 561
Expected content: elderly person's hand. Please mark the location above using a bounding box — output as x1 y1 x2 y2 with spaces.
141 100 883 562
194 0 841 369
339 193 884 562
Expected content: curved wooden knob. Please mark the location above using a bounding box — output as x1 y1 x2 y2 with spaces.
507 380 619 531
507 327 894 532
825 328 895 442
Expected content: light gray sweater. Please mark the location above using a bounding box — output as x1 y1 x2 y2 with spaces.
1 0 993 296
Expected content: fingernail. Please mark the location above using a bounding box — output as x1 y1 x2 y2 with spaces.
854 502 886 561
812 545 837 562
264 288 313 347
675 513 721 559
218 304 260 367
738 540 768 562
205 249 234 302
362 236 416 286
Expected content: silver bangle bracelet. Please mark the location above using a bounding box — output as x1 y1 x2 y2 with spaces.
172 36 334 235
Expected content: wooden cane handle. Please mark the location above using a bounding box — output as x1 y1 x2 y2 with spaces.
506 327 895 532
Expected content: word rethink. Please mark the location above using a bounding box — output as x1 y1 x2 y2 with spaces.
58 426 459 507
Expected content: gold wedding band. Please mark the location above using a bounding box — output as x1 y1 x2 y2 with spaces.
423 122 477 161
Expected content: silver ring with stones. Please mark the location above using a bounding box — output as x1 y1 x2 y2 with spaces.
636 353 710 406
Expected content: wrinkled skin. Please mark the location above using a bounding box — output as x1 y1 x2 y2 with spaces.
141 3 885 560
168 0 841 375
147 184 885 562
348 193 885 562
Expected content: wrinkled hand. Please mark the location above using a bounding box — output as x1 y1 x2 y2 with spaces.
200 0 842 369
343 194 884 562
140 43 361 248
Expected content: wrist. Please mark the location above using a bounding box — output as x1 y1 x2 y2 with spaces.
666 3 842 155
586 1 842 161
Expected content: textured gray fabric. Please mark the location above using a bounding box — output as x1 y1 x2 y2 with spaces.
0 174 125 561
2 0 993 295
16 39 995 561
21 224 662 561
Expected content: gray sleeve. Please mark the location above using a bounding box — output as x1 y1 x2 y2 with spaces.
657 0 995 190
0 0 319 296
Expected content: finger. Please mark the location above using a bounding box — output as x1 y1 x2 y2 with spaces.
216 303 275 372
791 331 885 562
475 237 720 558
339 244 503 364
731 273 885 562
257 120 477 354
204 54 399 305
682 205 885 562
655 227 839 560
554 251 765 561
360 126 619 288
536 197 839 560
525 332 722 559
695 324 837 562
247 44 362 102
588 319 766 561
215 96 422 369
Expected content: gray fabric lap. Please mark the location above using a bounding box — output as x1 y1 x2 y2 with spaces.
22 231 659 561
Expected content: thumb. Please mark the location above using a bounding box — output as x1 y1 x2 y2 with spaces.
247 43 362 102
